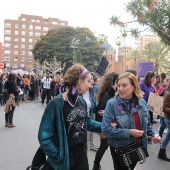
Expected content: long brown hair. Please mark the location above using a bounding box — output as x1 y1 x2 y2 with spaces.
97 72 118 101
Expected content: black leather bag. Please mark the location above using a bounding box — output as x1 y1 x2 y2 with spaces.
26 147 46 170
115 137 149 169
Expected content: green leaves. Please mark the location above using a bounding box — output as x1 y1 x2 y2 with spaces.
32 27 103 71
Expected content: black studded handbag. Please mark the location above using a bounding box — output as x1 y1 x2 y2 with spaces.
115 136 149 169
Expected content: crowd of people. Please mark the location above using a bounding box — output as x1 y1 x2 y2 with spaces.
2 65 170 170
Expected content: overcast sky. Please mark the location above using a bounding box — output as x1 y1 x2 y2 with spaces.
1 0 143 48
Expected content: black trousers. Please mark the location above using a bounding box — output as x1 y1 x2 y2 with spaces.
42 144 89 170
110 146 137 170
5 106 15 123
41 89 51 104
94 138 108 165
149 110 153 124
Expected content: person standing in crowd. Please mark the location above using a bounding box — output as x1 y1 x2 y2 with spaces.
35 74 41 100
102 72 161 170
93 77 101 97
24 75 31 102
50 76 57 98
41 73 52 105
158 78 169 139
158 80 170 162
159 73 166 86
139 71 156 124
83 73 98 151
38 64 101 170
93 72 118 170
4 73 20 128
157 78 168 95
17 74 25 101
0 73 6 105
54 77 65 96
29 75 36 101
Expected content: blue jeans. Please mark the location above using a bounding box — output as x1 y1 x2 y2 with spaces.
159 116 167 138
161 118 170 149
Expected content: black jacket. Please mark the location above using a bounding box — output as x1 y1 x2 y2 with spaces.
96 87 116 122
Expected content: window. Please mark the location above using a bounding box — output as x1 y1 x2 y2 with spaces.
4 23 11 28
14 38 18 42
36 20 40 22
14 57 18 61
22 18 26 21
21 57 25 62
4 57 10 61
21 45 25 49
29 32 33 36
28 58 32 62
43 27 48 31
21 31 25 35
15 24 19 28
5 37 11 41
29 45 32 49
21 51 25 55
21 64 25 67
28 51 32 56
29 39 33 43
14 44 18 48
43 33 46 35
22 24 26 29
35 32 41 36
14 51 18 55
29 25 33 29
21 38 25 42
4 43 11 47
35 26 41 30
52 21 57 25
4 50 10 54
15 31 18 35
5 30 11 34
13 64 18 68
61 22 65 26
31 19 35 22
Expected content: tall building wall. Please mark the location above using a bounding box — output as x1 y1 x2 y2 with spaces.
3 14 68 70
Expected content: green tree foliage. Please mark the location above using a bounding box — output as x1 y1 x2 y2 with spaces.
32 27 103 71
74 50 82 64
143 42 170 72
110 0 170 45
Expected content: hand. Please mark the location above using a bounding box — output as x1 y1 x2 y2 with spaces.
130 129 144 138
152 134 161 144
111 122 117 127
98 110 104 116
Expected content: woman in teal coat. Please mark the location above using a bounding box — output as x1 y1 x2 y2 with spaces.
38 64 101 170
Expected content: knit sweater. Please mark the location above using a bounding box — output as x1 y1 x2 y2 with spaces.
38 94 101 170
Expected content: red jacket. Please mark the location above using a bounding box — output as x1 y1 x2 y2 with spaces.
157 85 166 95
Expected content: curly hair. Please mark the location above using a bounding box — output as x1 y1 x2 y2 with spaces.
97 72 118 101
64 64 90 86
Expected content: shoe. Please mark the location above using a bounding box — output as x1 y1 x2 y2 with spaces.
5 122 9 127
92 162 102 170
90 143 99 151
152 120 157 124
158 148 170 162
8 123 16 128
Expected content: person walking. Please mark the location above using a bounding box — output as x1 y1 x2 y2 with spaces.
4 73 19 128
38 64 101 170
102 72 161 170
93 72 118 170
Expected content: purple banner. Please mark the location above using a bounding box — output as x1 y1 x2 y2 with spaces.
138 62 154 77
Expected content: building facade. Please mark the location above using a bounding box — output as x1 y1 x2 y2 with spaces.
3 14 68 70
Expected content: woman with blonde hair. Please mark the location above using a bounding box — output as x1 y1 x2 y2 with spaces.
102 72 161 170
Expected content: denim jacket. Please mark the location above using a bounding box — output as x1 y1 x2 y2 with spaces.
102 95 156 148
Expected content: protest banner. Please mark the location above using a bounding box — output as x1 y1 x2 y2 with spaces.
148 92 164 117
96 57 109 76
138 62 154 77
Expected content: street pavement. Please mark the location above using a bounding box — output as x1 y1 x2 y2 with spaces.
0 100 170 170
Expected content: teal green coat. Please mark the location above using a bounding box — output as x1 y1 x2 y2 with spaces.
38 94 101 170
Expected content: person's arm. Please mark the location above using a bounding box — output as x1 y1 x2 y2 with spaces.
102 100 130 139
86 115 101 132
163 93 170 114
38 101 59 160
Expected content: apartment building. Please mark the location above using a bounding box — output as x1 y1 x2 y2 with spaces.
4 14 68 70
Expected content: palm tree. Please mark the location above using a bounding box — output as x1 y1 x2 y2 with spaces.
143 42 170 72
126 48 146 71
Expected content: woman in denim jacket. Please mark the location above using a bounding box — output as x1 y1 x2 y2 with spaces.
102 72 161 170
